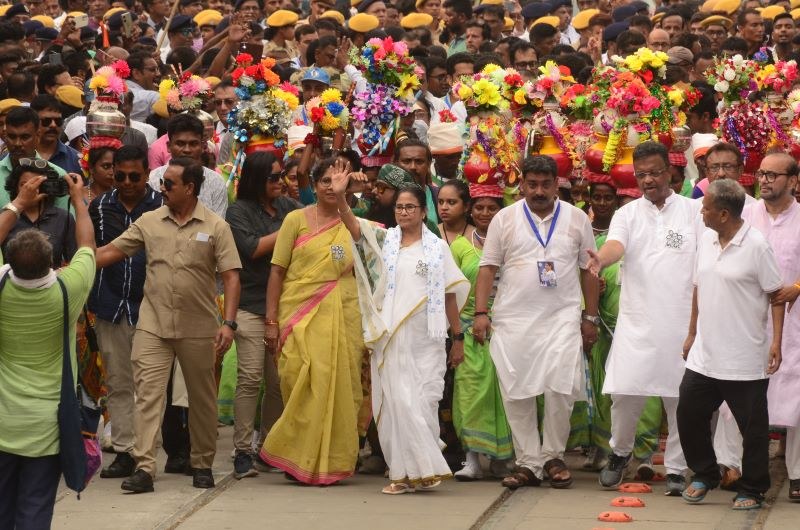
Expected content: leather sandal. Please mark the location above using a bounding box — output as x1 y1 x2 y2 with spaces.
544 458 573 489
501 467 541 490
382 482 415 495
789 479 800 502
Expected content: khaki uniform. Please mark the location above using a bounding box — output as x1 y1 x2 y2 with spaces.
111 202 241 476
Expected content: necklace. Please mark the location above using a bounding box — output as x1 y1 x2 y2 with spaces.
443 221 468 246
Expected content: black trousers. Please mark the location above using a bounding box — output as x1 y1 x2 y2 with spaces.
162 362 191 459
0 451 60 530
677 368 770 498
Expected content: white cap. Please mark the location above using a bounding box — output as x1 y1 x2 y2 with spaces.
287 124 313 151
691 132 718 159
64 116 87 142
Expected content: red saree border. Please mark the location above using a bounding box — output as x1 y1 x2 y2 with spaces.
279 279 338 346
260 449 354 485
293 217 342 249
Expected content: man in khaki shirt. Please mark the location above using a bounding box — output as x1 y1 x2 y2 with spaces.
96 158 242 493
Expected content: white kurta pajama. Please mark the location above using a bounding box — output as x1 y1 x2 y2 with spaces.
481 199 596 477
603 192 702 475
371 239 469 484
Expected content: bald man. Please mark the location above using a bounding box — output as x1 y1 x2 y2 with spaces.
104 46 130 64
648 28 671 52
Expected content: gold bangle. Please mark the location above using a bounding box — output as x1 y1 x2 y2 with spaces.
265 319 278 325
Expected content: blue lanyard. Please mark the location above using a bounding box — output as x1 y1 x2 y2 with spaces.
522 200 561 249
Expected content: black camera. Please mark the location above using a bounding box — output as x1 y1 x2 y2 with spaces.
39 169 70 197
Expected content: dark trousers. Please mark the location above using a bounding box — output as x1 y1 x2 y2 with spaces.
677 368 770 498
162 364 191 459
0 451 60 530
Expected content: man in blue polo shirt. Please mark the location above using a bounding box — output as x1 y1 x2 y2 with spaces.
89 145 163 478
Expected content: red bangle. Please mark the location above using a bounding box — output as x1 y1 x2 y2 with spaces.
303 133 320 147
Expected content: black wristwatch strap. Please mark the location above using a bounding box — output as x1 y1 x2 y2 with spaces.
452 332 465 341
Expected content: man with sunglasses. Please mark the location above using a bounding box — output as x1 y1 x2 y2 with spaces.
0 106 68 210
30 94 80 175
88 146 163 480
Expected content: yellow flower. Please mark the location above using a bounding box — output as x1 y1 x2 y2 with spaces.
272 88 299 110
514 88 528 105
668 89 684 107
89 75 109 91
320 88 342 104
457 84 473 100
650 57 665 68
638 48 654 62
482 64 500 74
626 57 644 72
321 111 340 131
158 79 175 100
396 73 420 99
473 78 502 106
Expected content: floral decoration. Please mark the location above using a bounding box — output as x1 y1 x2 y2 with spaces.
158 70 212 112
88 60 130 99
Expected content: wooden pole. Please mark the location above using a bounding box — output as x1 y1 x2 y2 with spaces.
155 0 182 53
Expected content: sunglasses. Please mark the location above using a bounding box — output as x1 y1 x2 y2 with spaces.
19 158 48 169
267 172 283 182
114 171 143 183
160 177 176 191
40 117 64 127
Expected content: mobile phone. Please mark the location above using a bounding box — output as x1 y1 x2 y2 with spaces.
48 52 62 65
73 14 89 29
121 12 133 38
241 42 264 60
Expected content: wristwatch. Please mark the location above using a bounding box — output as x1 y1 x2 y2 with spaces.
452 332 465 342
2 202 20 218
222 320 238 330
582 314 601 325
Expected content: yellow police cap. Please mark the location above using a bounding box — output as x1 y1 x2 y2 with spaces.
103 7 125 21
714 0 741 16
533 15 560 29
572 8 599 30
193 9 223 28
320 10 345 24
0 6 10 16
793 7 800 19
55 85 84 109
204 76 221 88
31 15 55 28
651 12 665 24
759 5 786 20
504 16 514 31
700 0 717 12
401 12 433 29
792 0 800 9
153 98 169 119
0 98 21 115
348 13 380 33
266 9 299 28
480 0 504 5
699 14 733 29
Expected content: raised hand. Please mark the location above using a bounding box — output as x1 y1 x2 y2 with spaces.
329 158 352 197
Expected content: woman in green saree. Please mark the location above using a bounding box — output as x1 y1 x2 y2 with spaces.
261 158 365 485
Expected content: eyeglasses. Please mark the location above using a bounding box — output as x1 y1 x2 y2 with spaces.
114 171 142 183
756 170 791 183
706 163 740 174
160 177 176 191
394 204 420 213
40 117 64 127
267 172 283 182
634 167 668 179
214 98 236 106
19 158 48 169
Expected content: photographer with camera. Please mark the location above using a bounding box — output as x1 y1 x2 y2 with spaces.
0 161 77 265
0 106 70 210
0 170 95 529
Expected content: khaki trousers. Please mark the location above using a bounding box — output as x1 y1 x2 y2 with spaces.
131 330 217 477
232 310 283 452
95 318 137 454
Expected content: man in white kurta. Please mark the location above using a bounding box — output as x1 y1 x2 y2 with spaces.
588 142 703 495
475 156 598 487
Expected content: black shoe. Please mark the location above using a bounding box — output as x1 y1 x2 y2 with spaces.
234 452 258 479
665 473 686 496
101 452 136 478
599 452 631 489
164 454 190 474
121 469 154 493
192 468 215 489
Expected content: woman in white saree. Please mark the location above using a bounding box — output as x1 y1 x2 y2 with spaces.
330 161 470 495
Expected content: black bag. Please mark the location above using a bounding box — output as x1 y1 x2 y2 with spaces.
54 278 101 498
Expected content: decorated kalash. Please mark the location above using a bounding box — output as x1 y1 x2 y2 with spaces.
158 69 215 144
82 60 131 172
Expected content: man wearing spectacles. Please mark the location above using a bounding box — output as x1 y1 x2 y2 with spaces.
212 80 238 137
588 141 703 496
30 94 81 175
163 15 198 63
127 52 161 123
88 146 164 481
700 142 757 206
0 106 68 210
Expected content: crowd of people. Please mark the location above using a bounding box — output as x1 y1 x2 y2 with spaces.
0 0 800 527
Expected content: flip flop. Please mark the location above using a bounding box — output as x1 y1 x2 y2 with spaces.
682 481 709 504
381 482 415 495
611 496 645 508
788 479 800 502
597 511 634 523
619 482 652 493
501 467 542 490
732 494 762 510
417 479 441 491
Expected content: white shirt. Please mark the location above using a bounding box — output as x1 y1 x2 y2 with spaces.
603 192 703 397
687 222 783 380
481 199 596 399
148 165 229 218
126 80 160 123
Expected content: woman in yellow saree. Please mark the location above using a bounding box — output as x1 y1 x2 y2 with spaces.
261 158 364 485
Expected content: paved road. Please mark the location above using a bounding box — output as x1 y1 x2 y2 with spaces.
51 427 791 529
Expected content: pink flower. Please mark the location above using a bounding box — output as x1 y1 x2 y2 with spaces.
107 76 126 96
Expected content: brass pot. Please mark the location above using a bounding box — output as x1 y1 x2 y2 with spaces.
670 126 691 153
86 104 126 139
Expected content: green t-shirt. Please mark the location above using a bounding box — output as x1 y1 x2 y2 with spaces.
0 247 96 457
